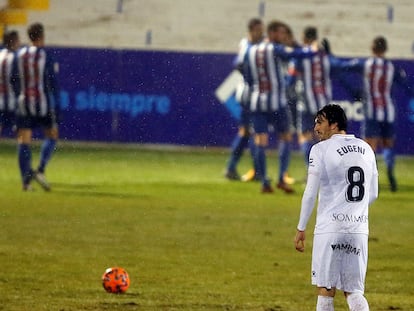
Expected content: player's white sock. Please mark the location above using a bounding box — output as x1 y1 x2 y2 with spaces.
316 295 334 311
346 293 369 311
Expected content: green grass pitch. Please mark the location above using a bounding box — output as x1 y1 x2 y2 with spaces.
0 140 413 310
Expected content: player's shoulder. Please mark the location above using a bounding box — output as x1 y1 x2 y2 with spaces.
0 48 8 56
239 37 249 47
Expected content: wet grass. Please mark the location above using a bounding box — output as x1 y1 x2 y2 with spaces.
0 141 413 310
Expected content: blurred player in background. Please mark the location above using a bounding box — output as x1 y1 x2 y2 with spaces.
0 30 20 137
284 24 301 135
15 22 60 191
340 36 413 192
295 104 378 311
224 17 263 181
242 20 315 193
275 23 299 186
287 26 333 177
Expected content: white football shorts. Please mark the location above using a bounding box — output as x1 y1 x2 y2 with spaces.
311 232 368 294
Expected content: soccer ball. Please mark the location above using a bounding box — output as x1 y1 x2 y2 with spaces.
102 267 130 293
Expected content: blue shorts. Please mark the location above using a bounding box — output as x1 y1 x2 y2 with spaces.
363 120 394 139
16 112 58 130
0 111 16 130
239 105 251 128
252 108 291 134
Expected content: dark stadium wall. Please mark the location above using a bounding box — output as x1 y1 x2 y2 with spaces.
18 47 414 154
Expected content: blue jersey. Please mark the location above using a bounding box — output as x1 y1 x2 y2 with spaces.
243 41 314 113
16 46 60 118
0 48 19 113
289 49 332 114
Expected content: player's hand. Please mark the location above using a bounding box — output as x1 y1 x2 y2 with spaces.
321 38 331 54
310 41 318 52
295 230 306 252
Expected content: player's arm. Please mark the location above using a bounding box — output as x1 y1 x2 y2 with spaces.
330 56 365 100
297 170 320 229
45 52 61 113
393 65 414 97
234 38 249 73
274 43 316 61
285 59 299 87
295 147 321 252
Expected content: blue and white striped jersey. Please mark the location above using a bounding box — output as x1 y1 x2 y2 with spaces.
289 50 332 115
0 48 19 113
243 41 314 113
16 46 59 117
341 57 411 123
363 57 395 122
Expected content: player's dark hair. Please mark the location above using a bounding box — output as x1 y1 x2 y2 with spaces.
248 18 263 31
317 104 347 131
372 36 387 54
3 30 18 50
27 22 44 42
267 20 288 34
304 26 317 41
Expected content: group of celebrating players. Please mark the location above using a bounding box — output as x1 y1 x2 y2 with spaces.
224 17 411 195
223 17 414 311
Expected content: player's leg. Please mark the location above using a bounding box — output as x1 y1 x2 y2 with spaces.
255 132 272 192
241 133 260 180
225 125 249 180
317 288 336 311
345 292 369 311
312 234 337 311
274 109 294 193
342 233 369 311
252 112 272 193
382 122 397 192
362 120 379 151
38 119 58 174
383 140 396 192
17 127 34 191
225 106 254 180
33 125 58 191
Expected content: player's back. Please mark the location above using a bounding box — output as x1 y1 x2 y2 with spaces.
0 48 17 112
245 42 287 112
312 134 378 234
363 56 395 122
298 49 332 114
17 46 50 117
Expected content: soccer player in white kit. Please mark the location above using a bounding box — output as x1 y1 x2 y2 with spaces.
295 104 379 311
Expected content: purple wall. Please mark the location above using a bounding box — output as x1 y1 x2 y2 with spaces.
54 48 234 146
49 47 414 154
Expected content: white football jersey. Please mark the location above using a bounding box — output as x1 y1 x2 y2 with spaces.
298 134 378 234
